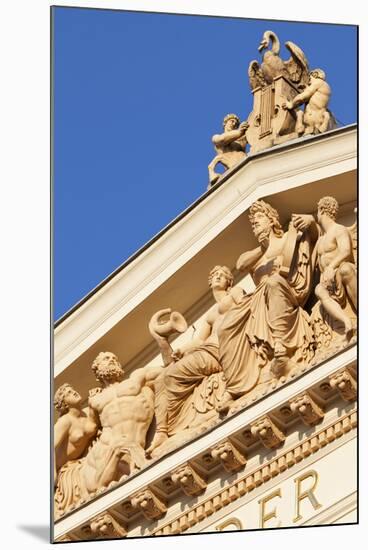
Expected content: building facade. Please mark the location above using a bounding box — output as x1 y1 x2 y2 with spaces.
53 122 357 542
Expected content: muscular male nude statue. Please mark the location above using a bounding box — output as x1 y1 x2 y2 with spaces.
314 196 357 339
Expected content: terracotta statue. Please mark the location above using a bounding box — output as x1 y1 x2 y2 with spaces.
208 114 248 187
248 30 309 91
313 197 357 341
284 69 335 135
54 352 164 517
147 266 244 454
216 200 318 413
54 383 98 486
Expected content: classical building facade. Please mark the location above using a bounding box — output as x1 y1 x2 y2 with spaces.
53 121 357 542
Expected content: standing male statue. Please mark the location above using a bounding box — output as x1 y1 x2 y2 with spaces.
313 196 357 340
216 200 318 413
208 114 248 187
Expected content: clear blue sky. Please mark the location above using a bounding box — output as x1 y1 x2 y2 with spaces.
53 7 357 321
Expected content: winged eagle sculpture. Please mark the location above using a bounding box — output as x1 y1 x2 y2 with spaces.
248 30 309 91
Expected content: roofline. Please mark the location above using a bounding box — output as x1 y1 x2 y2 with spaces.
55 123 357 327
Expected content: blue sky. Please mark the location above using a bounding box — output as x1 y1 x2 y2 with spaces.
53 7 357 321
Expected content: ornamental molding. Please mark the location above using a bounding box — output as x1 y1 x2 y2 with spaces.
152 409 357 537
54 348 356 540
55 353 356 541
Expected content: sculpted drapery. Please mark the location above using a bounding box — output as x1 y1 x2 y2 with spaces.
216 201 318 411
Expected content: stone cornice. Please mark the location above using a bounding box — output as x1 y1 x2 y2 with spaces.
55 407 356 541
54 346 356 540
152 409 357 537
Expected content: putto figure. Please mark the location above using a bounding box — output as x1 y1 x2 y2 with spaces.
208 114 248 187
313 196 357 340
216 200 318 413
284 69 335 135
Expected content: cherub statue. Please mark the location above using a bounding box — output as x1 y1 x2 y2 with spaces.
208 114 248 187
283 69 336 135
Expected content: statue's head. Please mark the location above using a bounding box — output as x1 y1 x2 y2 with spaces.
223 113 240 131
309 68 326 82
249 200 284 240
208 265 233 290
317 196 339 222
54 383 82 416
91 352 125 385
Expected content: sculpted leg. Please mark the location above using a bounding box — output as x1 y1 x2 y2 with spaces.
295 110 305 135
146 372 168 457
315 283 353 340
82 441 130 493
208 155 231 186
318 110 330 133
265 274 300 376
215 390 234 414
208 156 222 185
164 349 221 434
339 263 357 311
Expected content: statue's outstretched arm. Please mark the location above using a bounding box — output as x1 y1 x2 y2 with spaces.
236 246 263 273
212 127 246 147
290 81 319 108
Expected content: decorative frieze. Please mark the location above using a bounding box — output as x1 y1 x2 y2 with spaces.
289 392 325 426
251 416 285 449
152 409 357 536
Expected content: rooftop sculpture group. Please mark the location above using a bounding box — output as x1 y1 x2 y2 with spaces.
54 194 357 519
208 30 335 186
